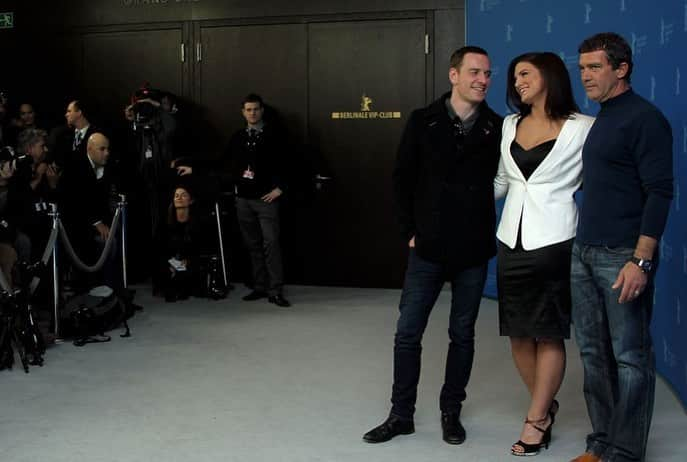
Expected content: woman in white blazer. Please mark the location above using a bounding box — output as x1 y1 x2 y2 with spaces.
494 52 594 457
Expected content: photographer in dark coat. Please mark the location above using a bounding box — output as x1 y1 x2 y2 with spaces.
7 128 60 259
0 146 22 286
119 88 180 290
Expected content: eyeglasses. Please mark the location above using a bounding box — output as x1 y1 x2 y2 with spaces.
452 117 465 149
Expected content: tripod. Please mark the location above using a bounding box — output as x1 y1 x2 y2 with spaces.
0 291 45 373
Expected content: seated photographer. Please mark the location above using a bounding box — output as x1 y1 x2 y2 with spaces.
0 147 31 282
6 128 60 258
59 132 121 291
0 93 9 148
5 103 42 150
161 183 203 302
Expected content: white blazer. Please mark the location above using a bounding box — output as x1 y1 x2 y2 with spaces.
494 112 595 250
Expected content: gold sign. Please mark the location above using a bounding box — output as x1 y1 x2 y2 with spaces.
331 94 402 120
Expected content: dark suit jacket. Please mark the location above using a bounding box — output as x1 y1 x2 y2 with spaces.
59 153 115 243
224 123 288 199
52 125 98 170
392 92 503 271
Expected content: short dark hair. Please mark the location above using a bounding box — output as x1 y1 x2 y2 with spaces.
506 52 579 119
578 32 633 83
242 93 263 109
450 46 489 70
71 99 89 120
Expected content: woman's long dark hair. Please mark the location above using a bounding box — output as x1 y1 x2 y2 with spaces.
506 52 579 119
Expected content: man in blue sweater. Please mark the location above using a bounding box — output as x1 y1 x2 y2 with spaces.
570 33 674 462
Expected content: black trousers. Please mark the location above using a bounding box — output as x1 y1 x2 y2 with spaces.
235 198 284 296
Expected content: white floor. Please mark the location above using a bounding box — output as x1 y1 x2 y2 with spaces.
1 285 685 462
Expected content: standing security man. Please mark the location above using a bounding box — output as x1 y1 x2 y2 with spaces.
62 100 96 169
363 46 502 445
227 94 290 307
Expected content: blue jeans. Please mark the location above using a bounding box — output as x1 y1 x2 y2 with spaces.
571 243 655 462
390 249 487 419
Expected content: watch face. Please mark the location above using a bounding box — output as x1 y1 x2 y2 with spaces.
631 257 653 273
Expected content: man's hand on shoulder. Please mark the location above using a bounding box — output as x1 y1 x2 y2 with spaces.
261 187 282 203
612 262 647 303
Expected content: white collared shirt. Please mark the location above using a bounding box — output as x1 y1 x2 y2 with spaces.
74 125 89 147
87 154 104 180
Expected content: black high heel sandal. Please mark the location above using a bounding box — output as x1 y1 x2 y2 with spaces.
549 399 560 425
510 416 552 457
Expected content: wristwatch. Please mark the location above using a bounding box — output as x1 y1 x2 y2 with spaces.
629 256 653 273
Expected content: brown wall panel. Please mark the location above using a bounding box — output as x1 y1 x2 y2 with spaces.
81 27 184 128
434 8 465 99
302 18 427 286
196 23 307 156
19 1 460 27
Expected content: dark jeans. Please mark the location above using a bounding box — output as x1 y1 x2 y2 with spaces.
235 197 284 296
391 249 487 420
571 243 655 462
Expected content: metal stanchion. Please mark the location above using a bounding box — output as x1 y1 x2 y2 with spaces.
214 201 228 287
118 194 128 289
48 203 61 340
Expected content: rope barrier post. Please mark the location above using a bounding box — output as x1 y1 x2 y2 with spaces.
214 201 228 287
48 203 61 339
118 194 128 289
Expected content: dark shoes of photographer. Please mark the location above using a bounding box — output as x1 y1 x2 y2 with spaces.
441 412 466 445
242 290 267 301
363 415 415 443
268 294 291 307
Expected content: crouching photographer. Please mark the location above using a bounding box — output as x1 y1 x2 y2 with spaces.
6 129 59 262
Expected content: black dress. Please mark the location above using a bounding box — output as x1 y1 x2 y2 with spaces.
497 139 573 339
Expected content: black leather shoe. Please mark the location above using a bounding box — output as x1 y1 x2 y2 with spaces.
242 290 267 301
441 412 466 445
363 415 415 443
268 294 291 307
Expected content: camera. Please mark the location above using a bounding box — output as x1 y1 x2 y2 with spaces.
0 146 15 164
14 154 33 170
131 86 162 126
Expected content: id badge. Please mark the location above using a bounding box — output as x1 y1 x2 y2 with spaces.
145 146 153 159
242 167 254 180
